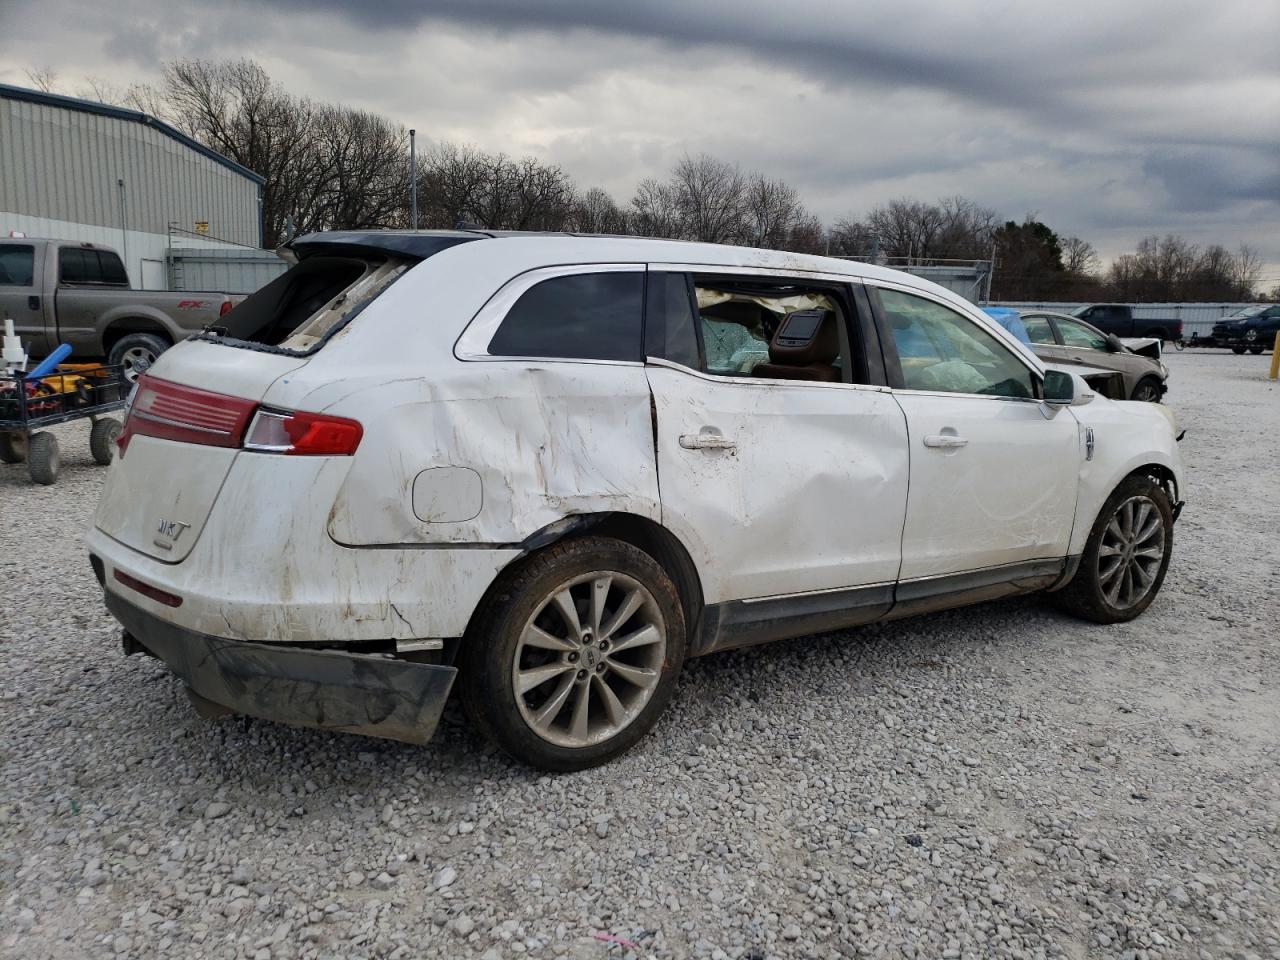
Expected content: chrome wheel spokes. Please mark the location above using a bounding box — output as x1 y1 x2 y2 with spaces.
512 572 666 748
1098 495 1165 609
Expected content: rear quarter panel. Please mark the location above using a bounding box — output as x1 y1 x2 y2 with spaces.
257 248 662 549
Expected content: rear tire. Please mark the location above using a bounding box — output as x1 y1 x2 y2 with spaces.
1231 345 1247 354
1130 375 1163 403
90 417 122 465
1249 345 1264 355
459 536 686 771
27 432 60 485
108 333 170 382
0 431 27 464
1050 475 1173 624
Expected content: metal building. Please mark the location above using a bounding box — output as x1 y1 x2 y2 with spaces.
0 83 266 289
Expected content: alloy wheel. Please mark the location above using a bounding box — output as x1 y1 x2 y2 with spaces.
512 571 667 748
1097 495 1165 610
120 346 156 382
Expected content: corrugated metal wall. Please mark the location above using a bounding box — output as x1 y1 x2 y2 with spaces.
169 247 288 294
0 96 260 247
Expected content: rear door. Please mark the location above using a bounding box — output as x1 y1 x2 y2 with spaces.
645 268 909 605
0 242 49 355
870 284 1079 581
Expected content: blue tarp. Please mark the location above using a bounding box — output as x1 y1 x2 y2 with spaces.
981 307 1031 346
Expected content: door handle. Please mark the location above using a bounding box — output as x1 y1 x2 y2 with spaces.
923 434 968 449
680 430 736 451
28 295 40 311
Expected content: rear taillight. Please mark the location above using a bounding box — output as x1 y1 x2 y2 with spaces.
117 375 362 457
219 300 234 318
244 408 363 456
118 376 257 456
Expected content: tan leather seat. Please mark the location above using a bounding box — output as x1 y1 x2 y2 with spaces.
753 310 842 382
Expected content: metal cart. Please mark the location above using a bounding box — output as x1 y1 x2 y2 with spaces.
0 364 129 485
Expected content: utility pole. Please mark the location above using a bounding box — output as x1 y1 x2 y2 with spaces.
409 129 417 231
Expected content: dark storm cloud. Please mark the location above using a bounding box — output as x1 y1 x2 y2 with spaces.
1144 147 1280 213
2 0 1277 268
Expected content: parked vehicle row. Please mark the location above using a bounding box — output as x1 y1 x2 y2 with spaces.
87 231 1185 770
0 238 243 380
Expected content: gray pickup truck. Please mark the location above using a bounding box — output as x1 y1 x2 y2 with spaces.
0 238 243 379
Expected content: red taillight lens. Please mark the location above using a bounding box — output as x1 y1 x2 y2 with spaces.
118 375 257 456
219 300 234 318
243 408 363 456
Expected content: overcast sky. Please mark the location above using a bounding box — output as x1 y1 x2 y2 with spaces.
3 0 1278 281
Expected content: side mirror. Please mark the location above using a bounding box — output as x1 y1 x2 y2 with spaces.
1043 369 1075 405
1105 334 1124 352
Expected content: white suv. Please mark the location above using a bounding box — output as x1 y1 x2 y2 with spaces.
88 231 1184 770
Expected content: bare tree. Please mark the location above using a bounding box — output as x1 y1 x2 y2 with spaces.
1232 244 1263 296
159 59 322 246
570 187 630 234
24 67 57 92
630 177 682 239
1061 236 1100 276
671 154 748 243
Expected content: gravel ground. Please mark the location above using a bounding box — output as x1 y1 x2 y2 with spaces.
2 350 1278 960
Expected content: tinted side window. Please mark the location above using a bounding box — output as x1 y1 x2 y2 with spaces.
99 251 129 285
489 272 643 362
1022 316 1056 344
0 245 34 286
878 289 1035 399
645 272 701 369
60 248 99 284
59 248 96 281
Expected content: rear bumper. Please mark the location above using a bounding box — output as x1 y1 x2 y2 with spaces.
105 591 456 745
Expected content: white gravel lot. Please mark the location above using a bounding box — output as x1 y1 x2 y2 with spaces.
2 350 1278 960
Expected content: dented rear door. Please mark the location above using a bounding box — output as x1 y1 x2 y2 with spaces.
648 362 909 605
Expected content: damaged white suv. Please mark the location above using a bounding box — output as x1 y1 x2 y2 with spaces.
89 231 1184 770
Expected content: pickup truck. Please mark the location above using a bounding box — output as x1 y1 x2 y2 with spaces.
0 238 243 380
1071 304 1183 343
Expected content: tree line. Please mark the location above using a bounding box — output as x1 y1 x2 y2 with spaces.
28 60 1269 302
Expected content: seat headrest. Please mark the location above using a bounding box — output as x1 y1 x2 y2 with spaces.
768 309 839 365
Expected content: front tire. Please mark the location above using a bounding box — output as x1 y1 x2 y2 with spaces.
1130 376 1163 403
1050 475 1173 624
1231 345 1247 354
1249 345 1265 355
459 537 687 771
108 333 170 382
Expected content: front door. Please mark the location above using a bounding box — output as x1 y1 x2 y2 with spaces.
871 286 1080 581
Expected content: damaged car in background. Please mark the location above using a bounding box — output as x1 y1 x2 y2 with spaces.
1019 311 1169 402
88 231 1185 770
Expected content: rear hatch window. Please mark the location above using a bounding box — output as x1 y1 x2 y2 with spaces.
200 255 408 356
